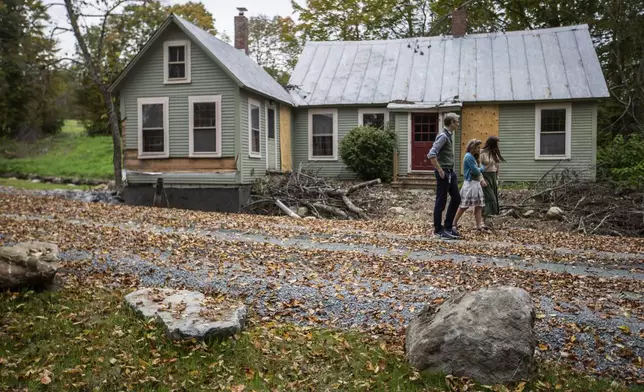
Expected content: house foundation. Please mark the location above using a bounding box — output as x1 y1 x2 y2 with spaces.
123 185 252 213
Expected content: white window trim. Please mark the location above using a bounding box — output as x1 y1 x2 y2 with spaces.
265 102 278 170
137 97 169 159
248 98 262 159
535 103 572 160
358 108 390 128
308 108 339 161
163 40 191 84
188 95 222 158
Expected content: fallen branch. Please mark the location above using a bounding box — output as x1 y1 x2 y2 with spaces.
346 179 382 195
312 202 348 218
276 199 301 219
341 194 369 219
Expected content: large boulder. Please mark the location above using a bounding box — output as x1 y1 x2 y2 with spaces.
405 286 536 385
125 288 247 340
0 242 60 290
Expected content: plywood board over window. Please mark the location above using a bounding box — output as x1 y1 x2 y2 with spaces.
460 105 499 172
279 106 292 171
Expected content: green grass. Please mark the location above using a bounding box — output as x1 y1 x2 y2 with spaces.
62 120 86 135
0 120 113 180
0 178 84 190
0 286 641 392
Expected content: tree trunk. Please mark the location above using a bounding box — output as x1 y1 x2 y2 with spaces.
102 90 123 190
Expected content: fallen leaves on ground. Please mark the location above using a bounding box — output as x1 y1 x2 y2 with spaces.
0 192 643 386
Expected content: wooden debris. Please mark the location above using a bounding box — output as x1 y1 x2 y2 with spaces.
503 168 644 237
244 168 382 220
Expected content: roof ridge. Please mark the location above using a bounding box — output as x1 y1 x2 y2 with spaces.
304 24 590 46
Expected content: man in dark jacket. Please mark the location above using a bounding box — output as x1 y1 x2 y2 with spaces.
427 112 461 239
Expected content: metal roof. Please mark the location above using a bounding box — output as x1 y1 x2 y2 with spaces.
110 15 292 104
288 24 610 106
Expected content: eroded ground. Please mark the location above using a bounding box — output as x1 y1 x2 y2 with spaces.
0 188 643 384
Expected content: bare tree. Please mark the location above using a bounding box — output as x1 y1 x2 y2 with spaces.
62 0 132 190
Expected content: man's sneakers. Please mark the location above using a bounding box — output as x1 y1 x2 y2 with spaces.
435 228 460 240
447 227 461 238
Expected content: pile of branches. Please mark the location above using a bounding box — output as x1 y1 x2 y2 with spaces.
503 166 644 237
244 168 381 220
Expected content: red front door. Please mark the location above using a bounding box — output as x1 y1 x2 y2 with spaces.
411 113 439 171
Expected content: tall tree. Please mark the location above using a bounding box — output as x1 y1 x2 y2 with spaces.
248 15 301 85
0 0 64 138
291 0 392 41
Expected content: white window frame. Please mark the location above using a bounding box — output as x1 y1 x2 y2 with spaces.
308 108 338 161
265 102 278 170
188 95 222 158
163 40 191 84
535 103 572 160
358 108 390 128
248 98 262 159
137 97 169 159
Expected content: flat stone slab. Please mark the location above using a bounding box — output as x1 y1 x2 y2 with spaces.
125 288 247 340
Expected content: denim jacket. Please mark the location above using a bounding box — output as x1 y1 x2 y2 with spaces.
463 152 485 181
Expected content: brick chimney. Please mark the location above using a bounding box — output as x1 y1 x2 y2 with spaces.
451 7 467 37
235 7 249 55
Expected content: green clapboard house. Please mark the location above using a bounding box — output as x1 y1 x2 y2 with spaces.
110 8 609 212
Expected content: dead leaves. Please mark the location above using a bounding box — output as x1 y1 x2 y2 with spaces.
1 192 644 385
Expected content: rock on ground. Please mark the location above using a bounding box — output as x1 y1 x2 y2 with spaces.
405 286 536 385
546 207 564 220
125 288 247 340
0 242 59 290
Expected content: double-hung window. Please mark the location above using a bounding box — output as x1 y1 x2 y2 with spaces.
189 95 222 157
164 40 191 84
248 99 261 158
308 109 338 160
137 97 169 158
358 108 389 129
535 103 571 159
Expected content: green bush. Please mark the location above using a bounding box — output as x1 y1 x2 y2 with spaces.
340 125 397 182
598 132 644 188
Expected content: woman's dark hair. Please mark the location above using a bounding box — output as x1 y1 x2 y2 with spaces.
482 136 506 163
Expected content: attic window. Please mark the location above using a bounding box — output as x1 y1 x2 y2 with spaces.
163 40 191 84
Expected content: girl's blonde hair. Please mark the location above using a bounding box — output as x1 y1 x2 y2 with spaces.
465 139 482 154
465 139 482 162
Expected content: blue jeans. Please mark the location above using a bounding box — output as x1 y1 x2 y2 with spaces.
434 169 461 233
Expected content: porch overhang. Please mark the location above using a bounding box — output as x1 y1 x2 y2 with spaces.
386 102 463 111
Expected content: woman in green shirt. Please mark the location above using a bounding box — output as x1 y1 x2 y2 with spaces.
479 136 506 218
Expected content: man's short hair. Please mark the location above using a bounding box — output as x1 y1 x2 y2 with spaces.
443 112 460 127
